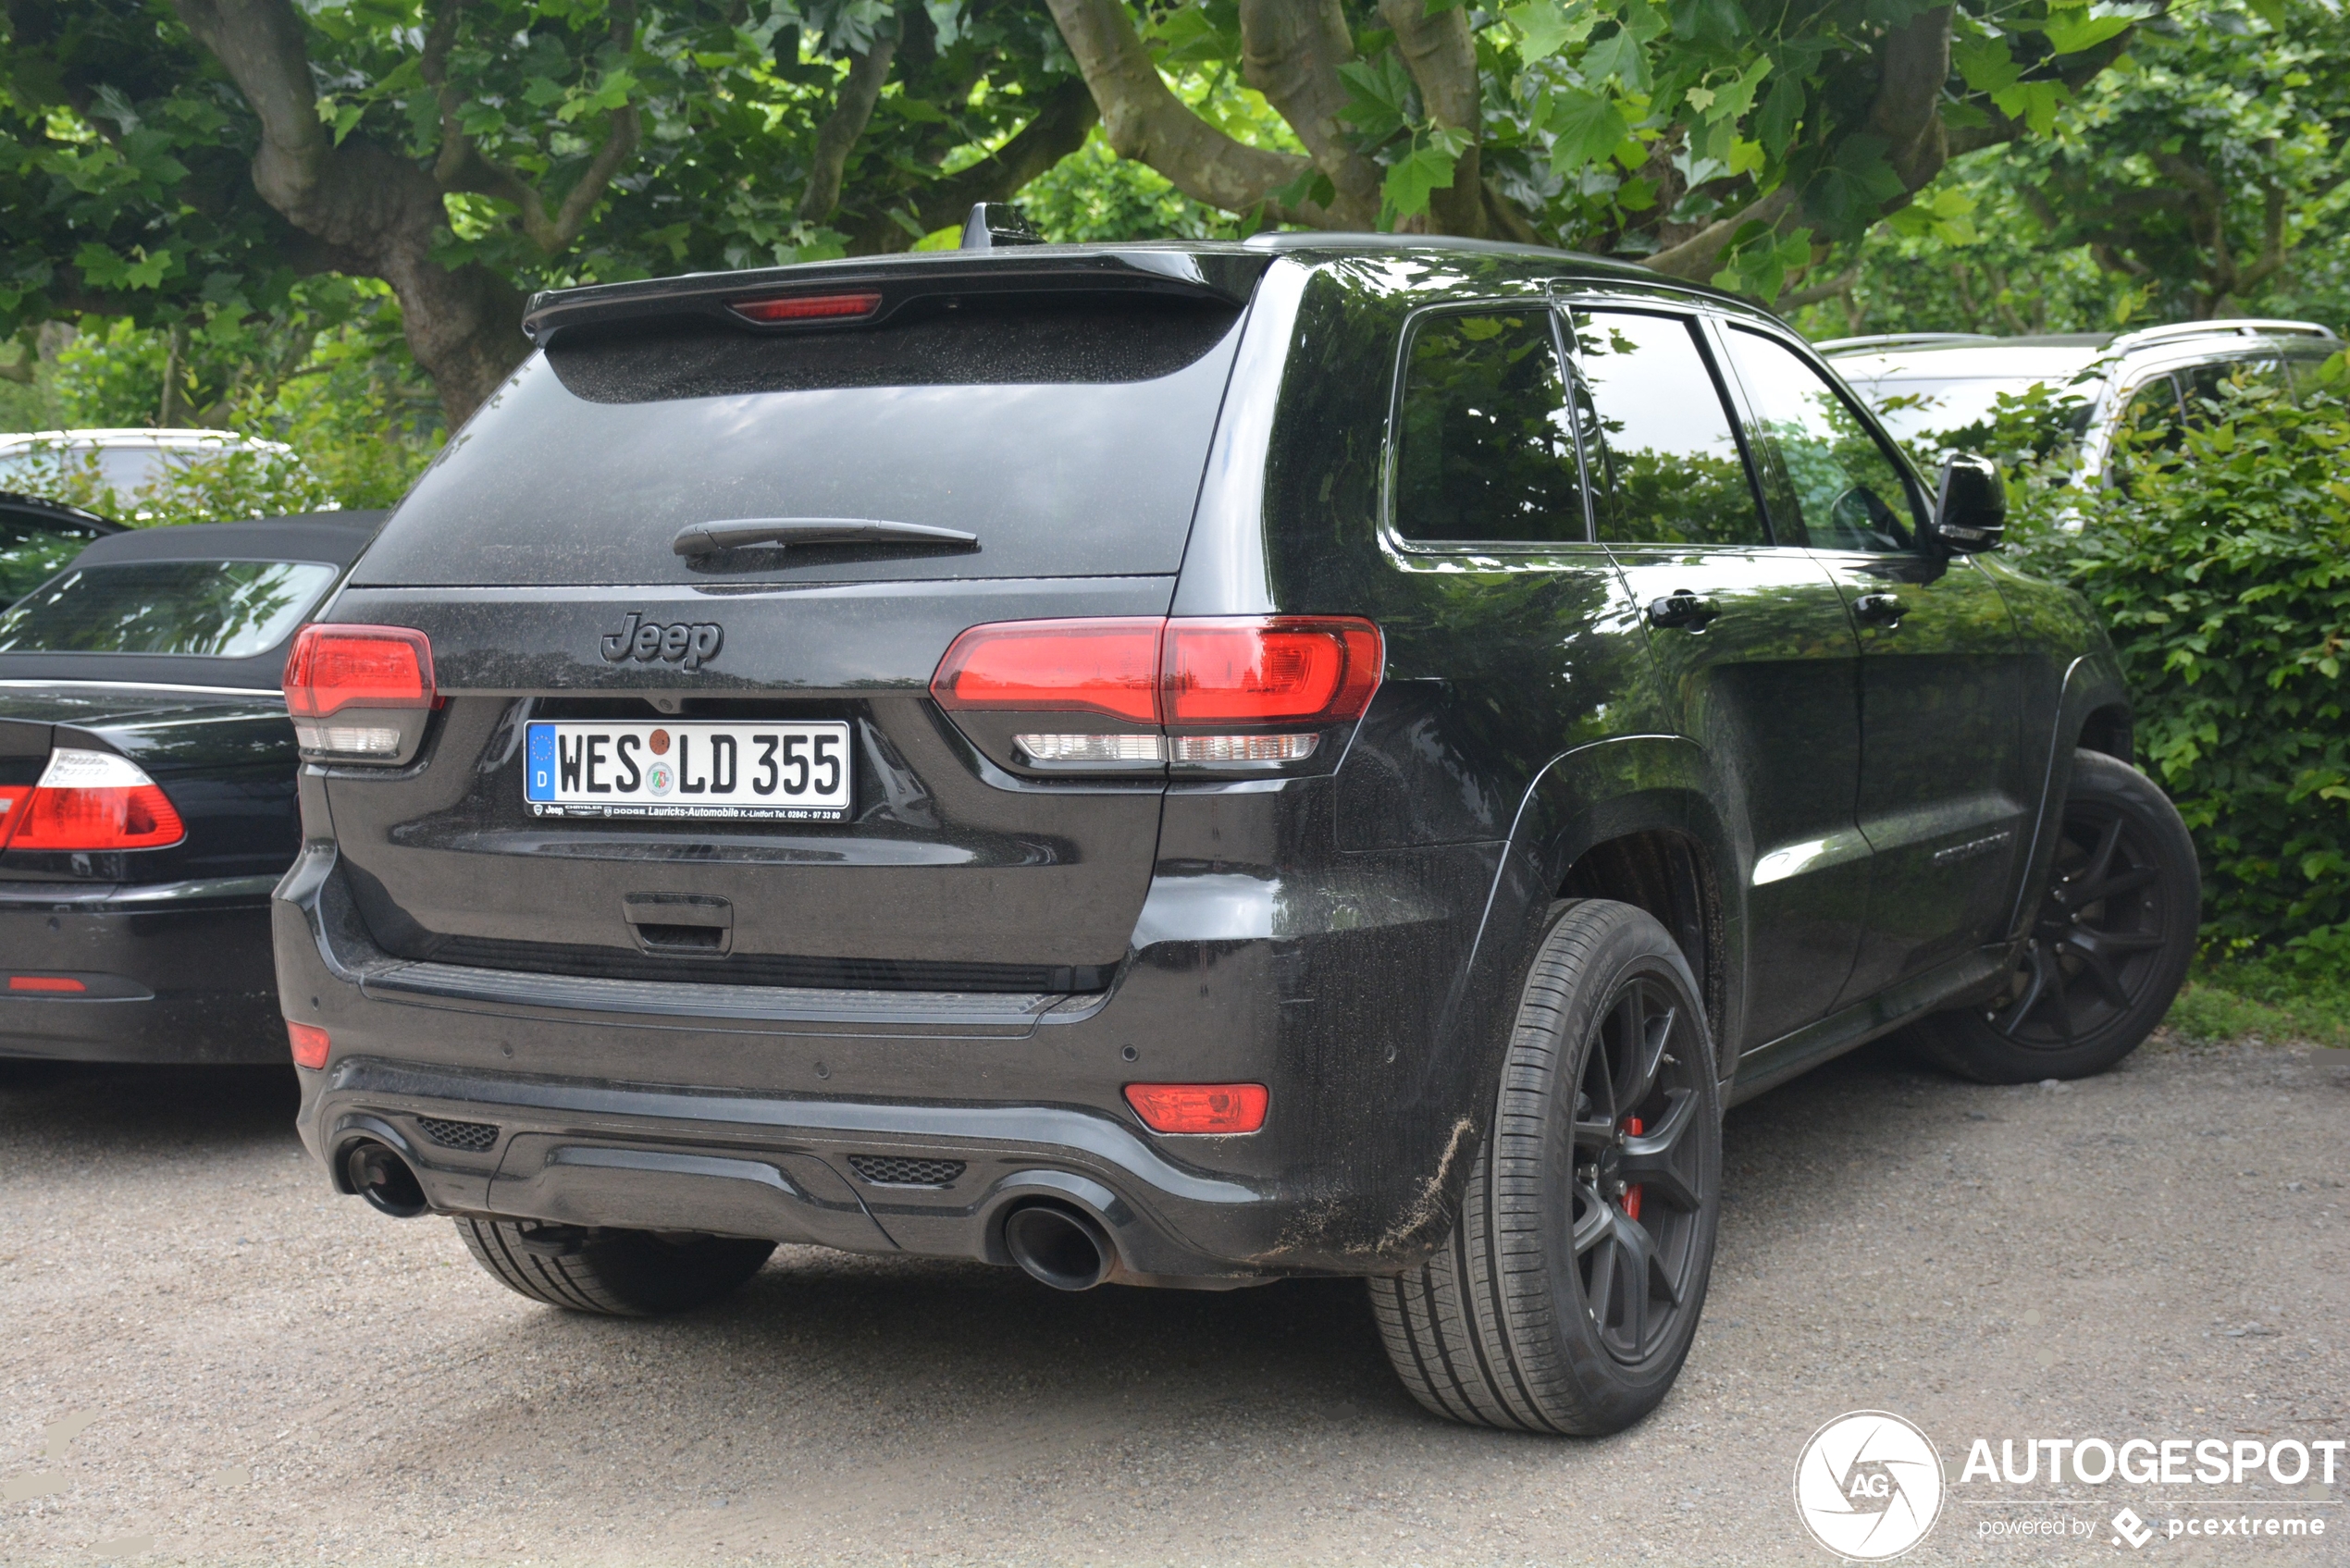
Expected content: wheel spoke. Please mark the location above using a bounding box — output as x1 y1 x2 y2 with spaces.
1583 1226 1618 1323
1572 1116 1617 1153
1585 1013 1619 1120
2077 815 2124 893
1619 1090 1703 1212
2075 863 2158 907
1992 944 2055 1036
2059 932 2134 1009
1622 991 1675 1110
1572 1184 1613 1255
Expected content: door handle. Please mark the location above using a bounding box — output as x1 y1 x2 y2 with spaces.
1645 591 1720 631
1853 591 1906 628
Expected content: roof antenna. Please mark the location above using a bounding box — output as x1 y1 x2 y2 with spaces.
960 203 1044 251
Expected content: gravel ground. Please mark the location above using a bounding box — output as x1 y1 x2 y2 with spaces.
2 1035 2344 1567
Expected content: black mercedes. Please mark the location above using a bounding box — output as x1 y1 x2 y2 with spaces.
0 512 382 1063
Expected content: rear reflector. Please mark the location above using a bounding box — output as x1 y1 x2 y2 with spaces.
8 976 86 994
1122 1082 1268 1135
728 291 883 324
287 1020 330 1070
932 616 1381 757
5 748 185 852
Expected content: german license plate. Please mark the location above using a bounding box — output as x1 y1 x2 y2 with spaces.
525 721 850 821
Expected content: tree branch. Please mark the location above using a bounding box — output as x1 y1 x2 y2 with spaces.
1378 0 1486 235
1236 0 1379 223
1044 0 1344 226
798 15 902 224
1642 186 1797 279
835 78 1100 253
421 0 641 253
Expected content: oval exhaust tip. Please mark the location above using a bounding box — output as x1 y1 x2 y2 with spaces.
1002 1202 1113 1291
343 1139 429 1219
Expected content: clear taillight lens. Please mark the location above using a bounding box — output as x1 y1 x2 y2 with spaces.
283 624 437 764
4 748 186 851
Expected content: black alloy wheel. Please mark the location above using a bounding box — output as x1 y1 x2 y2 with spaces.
1571 974 1711 1364
1371 899 1721 1435
1911 749 2198 1083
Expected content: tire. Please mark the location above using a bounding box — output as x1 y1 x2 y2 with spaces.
1369 899 1722 1435
1910 748 2197 1084
456 1217 774 1316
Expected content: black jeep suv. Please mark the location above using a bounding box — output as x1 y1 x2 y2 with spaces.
274 233 2195 1435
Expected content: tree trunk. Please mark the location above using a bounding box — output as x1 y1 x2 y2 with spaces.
175 0 542 426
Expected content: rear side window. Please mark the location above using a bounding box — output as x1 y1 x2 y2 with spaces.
0 517 102 603
1719 327 1919 552
1391 309 1585 545
356 294 1248 588
0 560 337 658
1569 310 1766 548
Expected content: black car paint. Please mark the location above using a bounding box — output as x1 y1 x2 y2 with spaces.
0 514 384 1063
277 240 2131 1281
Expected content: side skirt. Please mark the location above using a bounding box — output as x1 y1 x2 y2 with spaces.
1725 945 2014 1108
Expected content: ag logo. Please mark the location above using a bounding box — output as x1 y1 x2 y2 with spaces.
1793 1410 1945 1561
600 611 724 672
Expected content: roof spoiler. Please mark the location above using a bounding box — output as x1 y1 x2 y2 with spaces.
522 238 1272 348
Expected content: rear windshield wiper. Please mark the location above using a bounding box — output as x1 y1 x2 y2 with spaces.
671 517 978 557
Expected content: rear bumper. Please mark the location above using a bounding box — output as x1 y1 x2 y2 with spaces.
303 1055 1274 1287
275 833 1528 1282
0 877 284 1064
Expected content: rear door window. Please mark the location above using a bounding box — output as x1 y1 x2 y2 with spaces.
1568 309 1767 547
1391 308 1585 544
1718 327 1921 552
355 294 1248 588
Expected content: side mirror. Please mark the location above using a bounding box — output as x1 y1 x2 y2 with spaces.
1930 453 2007 553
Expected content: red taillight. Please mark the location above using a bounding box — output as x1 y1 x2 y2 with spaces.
929 616 1382 735
1164 618 1383 726
283 624 435 719
931 618 1166 724
8 976 86 993
0 786 22 849
287 1020 330 1070
6 749 185 851
728 291 883 324
1123 1082 1268 1135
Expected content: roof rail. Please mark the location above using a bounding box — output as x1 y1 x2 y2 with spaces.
1813 332 1998 354
2107 317 2339 352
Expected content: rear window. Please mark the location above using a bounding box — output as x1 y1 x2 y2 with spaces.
1855 376 2097 444
0 517 105 603
0 559 337 658
355 294 1249 587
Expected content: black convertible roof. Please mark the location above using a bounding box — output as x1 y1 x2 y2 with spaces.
71 512 386 568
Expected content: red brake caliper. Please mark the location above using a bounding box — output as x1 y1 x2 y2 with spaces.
1621 1117 1644 1221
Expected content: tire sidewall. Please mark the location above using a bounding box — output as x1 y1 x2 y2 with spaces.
1526 905 1723 1426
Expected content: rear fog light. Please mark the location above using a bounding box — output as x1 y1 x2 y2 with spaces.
287 1020 331 1070
1123 1082 1268 1135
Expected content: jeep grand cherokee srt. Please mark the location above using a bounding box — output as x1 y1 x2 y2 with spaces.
272 232 2196 1435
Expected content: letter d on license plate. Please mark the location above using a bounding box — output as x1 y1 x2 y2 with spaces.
525 721 851 821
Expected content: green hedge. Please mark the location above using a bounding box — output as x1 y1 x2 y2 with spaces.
1987 376 2350 977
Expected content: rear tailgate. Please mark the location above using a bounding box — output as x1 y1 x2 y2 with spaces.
322 252 1267 991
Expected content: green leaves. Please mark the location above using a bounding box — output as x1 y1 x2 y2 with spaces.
1709 221 1813 300
1338 53 1418 142
1801 134 1906 238
1503 0 1597 61
2039 6 2136 57
1538 87 1631 177
1382 128 1471 225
